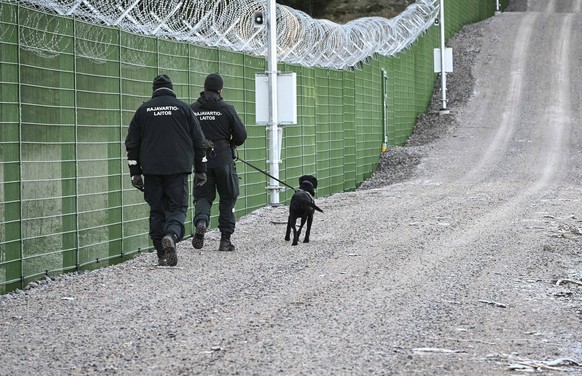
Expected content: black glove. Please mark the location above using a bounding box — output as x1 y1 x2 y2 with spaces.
194 172 207 187
131 175 144 191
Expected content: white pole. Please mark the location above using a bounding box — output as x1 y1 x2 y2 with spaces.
381 68 388 153
267 0 280 205
439 0 449 115
495 0 501 15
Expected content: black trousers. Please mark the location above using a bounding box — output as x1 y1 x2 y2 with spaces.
144 174 189 255
193 161 239 236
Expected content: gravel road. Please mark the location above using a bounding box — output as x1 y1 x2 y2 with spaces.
2 1 582 374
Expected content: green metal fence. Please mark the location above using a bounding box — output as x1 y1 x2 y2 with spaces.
0 0 506 293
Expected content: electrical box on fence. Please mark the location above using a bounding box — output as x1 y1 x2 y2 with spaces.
255 72 297 125
433 48 453 73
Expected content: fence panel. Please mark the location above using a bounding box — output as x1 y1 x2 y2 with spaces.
231 54 268 217
19 10 76 281
75 22 123 269
342 72 357 191
119 32 157 261
1 2 20 292
354 59 384 184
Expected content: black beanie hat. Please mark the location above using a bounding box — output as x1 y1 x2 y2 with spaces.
153 74 173 91
204 73 224 92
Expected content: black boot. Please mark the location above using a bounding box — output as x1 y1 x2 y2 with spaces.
153 239 167 266
162 233 178 266
192 220 206 249
218 233 235 252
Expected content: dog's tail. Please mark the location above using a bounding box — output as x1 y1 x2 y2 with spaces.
311 202 323 213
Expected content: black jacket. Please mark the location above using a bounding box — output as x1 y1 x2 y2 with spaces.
125 88 206 176
191 91 247 168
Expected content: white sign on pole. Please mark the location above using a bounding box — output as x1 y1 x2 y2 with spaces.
255 72 297 125
433 48 453 73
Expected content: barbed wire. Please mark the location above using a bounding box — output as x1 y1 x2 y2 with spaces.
19 9 70 58
6 0 439 69
0 2 16 42
75 22 114 64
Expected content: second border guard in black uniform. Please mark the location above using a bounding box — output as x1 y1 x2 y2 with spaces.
191 73 247 252
126 74 207 266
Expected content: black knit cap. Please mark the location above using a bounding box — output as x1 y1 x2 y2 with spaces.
204 73 224 92
153 74 173 91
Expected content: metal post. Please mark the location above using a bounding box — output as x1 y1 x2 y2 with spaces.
495 0 501 15
267 0 281 205
438 0 449 115
381 68 388 153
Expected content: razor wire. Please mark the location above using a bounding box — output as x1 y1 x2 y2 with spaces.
4 0 439 70
19 7 71 58
0 2 16 42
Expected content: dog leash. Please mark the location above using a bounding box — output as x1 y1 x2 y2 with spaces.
235 156 297 192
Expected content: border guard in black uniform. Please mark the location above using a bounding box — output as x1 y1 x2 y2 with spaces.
125 74 207 266
191 73 247 252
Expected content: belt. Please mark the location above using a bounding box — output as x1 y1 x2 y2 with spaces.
206 139 231 159
206 139 230 149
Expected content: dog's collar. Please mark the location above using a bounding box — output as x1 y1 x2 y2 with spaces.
297 188 315 201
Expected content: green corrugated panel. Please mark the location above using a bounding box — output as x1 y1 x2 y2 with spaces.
328 70 345 195
354 66 368 183
413 30 437 115
385 58 396 146
280 65 317 203
371 59 384 173
233 55 266 217
17 8 76 283
234 54 267 217
281 120 303 190
120 31 156 256
0 111 21 289
314 68 331 196
75 23 122 268
278 64 304 203
217 50 246 109
242 54 264 126
390 50 413 146
342 71 356 191
0 2 20 292
447 0 495 38
354 59 383 184
158 39 190 100
188 45 220 103
120 32 158 108
300 67 318 176
446 0 460 36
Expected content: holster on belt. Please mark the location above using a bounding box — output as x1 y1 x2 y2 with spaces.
205 139 235 160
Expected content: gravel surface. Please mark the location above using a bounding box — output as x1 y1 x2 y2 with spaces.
359 0 529 191
2 1 582 375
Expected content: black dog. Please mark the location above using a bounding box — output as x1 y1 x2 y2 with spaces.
285 175 323 246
